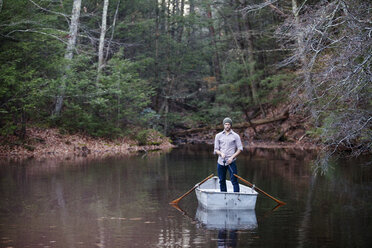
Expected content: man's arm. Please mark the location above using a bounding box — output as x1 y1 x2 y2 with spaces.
214 133 225 158
227 133 243 164
215 150 226 158
227 149 241 164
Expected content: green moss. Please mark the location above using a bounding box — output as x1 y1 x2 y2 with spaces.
135 129 166 146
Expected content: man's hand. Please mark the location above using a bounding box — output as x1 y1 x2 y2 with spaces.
220 152 226 159
226 149 241 165
216 150 225 159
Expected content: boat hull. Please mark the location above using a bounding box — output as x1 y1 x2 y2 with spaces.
195 176 258 210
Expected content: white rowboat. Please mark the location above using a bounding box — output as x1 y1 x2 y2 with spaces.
195 176 258 210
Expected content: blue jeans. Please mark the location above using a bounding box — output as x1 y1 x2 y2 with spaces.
217 161 240 192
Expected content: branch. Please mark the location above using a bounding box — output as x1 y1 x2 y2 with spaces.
4 28 69 45
227 48 295 55
28 0 69 18
27 0 71 28
331 116 372 154
171 112 289 136
0 20 41 28
265 0 287 17
241 0 286 18
293 0 309 16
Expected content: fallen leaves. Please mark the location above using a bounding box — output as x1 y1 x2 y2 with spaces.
0 127 174 161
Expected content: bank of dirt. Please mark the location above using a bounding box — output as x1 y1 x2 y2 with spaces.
1 104 321 161
171 104 321 151
0 127 174 161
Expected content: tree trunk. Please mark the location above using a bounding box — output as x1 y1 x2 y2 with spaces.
63 0 81 61
20 107 26 140
187 0 196 46
220 3 265 116
206 2 221 82
177 0 184 42
170 0 177 38
54 0 82 116
292 0 314 101
105 0 120 62
171 111 288 136
238 1 262 111
98 0 109 73
155 0 160 83
160 0 166 32
245 18 265 115
292 0 305 65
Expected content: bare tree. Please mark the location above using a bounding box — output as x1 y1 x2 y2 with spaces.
54 0 82 116
98 0 109 73
105 0 120 62
277 0 372 156
291 0 305 66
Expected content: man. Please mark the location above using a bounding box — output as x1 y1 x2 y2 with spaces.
214 117 243 192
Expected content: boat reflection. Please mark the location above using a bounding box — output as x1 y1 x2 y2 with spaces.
195 206 258 230
170 204 258 247
195 207 257 248
217 229 238 248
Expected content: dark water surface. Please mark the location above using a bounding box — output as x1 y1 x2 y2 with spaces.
0 145 371 248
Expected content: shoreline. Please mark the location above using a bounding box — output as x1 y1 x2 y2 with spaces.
0 126 322 163
244 141 320 151
0 127 175 162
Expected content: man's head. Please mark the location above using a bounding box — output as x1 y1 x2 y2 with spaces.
223 117 232 132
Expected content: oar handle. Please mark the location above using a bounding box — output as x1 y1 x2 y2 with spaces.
234 174 286 206
170 174 214 205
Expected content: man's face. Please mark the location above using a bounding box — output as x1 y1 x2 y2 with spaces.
224 122 231 131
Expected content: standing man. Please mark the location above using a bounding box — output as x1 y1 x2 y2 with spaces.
214 117 243 192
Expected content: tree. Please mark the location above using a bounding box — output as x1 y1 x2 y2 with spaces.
277 0 372 156
0 0 66 137
205 0 221 82
54 0 82 116
98 0 110 73
56 51 154 137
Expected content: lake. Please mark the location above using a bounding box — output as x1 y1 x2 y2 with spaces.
0 145 371 247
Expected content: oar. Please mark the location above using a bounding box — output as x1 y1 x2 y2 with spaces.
170 174 214 205
233 174 286 206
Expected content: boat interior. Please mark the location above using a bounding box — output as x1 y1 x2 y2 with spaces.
198 176 257 194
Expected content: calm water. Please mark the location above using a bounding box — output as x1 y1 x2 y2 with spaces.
0 145 371 248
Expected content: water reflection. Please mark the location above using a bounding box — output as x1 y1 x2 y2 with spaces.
195 207 257 230
195 207 257 248
0 145 371 247
170 204 257 248
217 229 238 248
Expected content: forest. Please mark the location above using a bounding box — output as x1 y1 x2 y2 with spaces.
0 0 371 158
